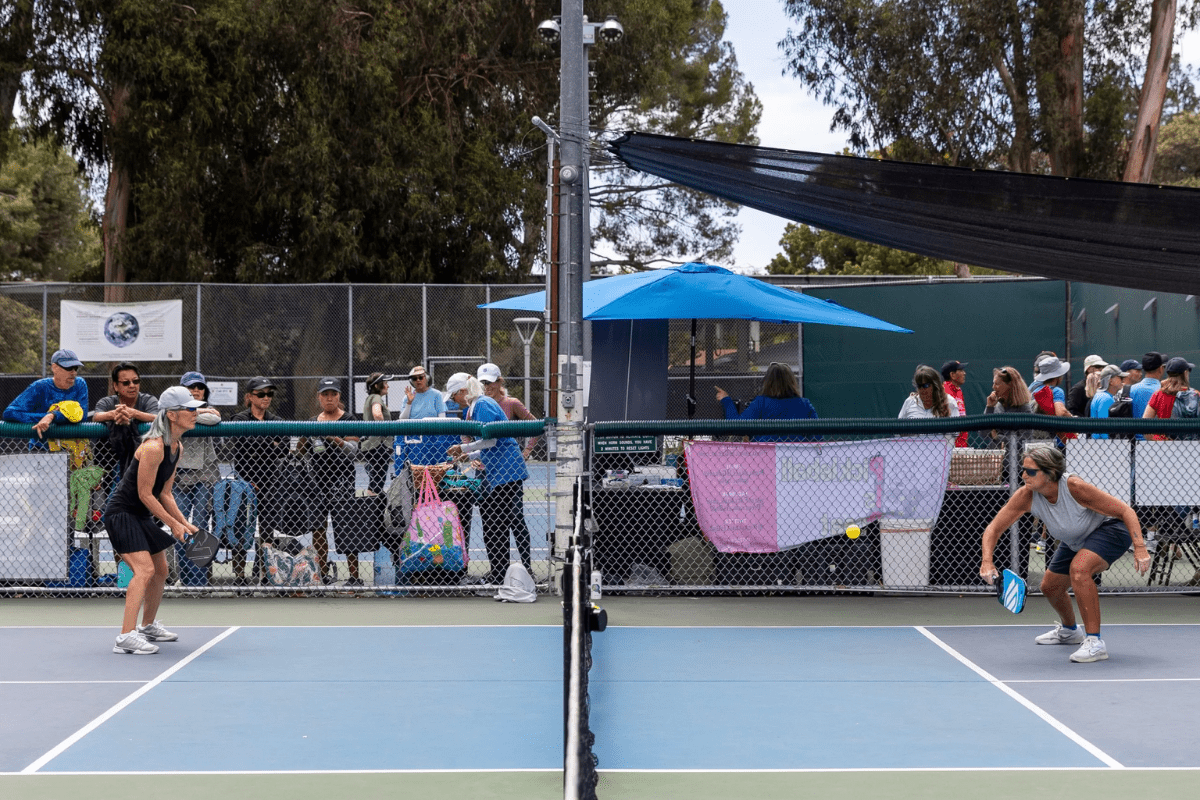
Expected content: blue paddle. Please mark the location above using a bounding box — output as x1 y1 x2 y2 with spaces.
995 568 1027 614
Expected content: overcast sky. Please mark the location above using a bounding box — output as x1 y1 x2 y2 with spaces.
718 0 1200 272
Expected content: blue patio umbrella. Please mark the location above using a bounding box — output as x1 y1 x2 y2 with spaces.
481 262 910 416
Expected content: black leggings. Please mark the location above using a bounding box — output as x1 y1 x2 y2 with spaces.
479 480 531 578
363 446 391 496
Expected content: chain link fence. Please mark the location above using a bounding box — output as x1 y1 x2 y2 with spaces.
3 415 1200 597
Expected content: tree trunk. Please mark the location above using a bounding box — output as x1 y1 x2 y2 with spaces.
992 0 1035 173
0 0 35 135
1124 0 1176 183
102 83 131 303
1033 0 1085 176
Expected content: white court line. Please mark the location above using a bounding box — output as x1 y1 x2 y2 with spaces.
20 626 240 774
914 626 1124 769
1005 678 1200 683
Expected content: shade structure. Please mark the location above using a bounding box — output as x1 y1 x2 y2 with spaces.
479 262 911 331
480 261 909 417
608 132 1200 294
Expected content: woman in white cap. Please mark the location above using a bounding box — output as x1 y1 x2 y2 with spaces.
477 363 541 459
106 386 204 654
446 373 533 584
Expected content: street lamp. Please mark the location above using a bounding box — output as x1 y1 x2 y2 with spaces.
513 316 541 411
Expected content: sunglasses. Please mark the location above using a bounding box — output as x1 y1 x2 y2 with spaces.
1021 467 1040 477
916 382 934 389
253 391 275 398
117 379 140 386
410 375 427 381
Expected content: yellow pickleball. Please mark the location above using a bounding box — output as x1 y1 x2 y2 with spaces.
845 525 861 540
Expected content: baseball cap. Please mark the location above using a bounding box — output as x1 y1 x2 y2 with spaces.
1083 354 1108 371
181 371 207 389
1120 359 1142 372
244 376 275 393
477 363 502 383
316 377 341 395
444 372 472 397
51 349 83 369
1099 364 1127 383
159 386 206 410
1165 357 1195 375
940 360 966 381
1142 351 1167 372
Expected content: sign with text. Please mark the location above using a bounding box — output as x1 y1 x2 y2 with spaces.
685 438 953 553
60 300 183 362
594 435 658 454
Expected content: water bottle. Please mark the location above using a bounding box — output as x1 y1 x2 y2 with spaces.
590 570 602 601
311 437 326 454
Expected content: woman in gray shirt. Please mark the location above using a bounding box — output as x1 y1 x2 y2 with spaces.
979 447 1150 664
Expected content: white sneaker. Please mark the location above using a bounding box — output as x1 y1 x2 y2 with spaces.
1070 637 1108 663
113 631 159 655
137 620 178 642
1034 621 1086 645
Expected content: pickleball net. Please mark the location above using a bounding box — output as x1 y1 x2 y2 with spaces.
563 480 600 800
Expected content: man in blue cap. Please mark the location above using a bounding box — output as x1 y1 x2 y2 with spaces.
3 349 90 448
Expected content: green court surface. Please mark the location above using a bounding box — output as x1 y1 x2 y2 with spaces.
3 594 1198 800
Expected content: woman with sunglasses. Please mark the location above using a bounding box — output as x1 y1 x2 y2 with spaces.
230 377 285 584
106 386 205 654
979 446 1150 663
395 365 449 467
898 365 960 419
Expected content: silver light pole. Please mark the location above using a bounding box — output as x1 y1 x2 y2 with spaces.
513 316 541 409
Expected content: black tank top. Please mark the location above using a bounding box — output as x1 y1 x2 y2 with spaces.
107 440 181 518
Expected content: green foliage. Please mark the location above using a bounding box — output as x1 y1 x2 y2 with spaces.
766 222 954 276
10 0 759 283
0 131 101 281
1152 111 1200 187
0 293 42 373
780 0 1199 180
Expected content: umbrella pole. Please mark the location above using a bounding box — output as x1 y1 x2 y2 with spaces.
687 318 697 419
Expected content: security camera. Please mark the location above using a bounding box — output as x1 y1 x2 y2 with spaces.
598 17 624 44
537 19 561 44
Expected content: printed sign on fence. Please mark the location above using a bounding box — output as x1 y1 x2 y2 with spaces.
685 438 954 553
60 300 183 361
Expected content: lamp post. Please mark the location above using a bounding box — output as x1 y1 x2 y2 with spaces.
513 316 541 411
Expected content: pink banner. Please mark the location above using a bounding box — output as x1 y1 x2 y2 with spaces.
684 442 778 552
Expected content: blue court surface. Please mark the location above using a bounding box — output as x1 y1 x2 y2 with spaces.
2 622 1197 777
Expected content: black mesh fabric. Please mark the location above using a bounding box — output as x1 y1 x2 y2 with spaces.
608 132 1200 293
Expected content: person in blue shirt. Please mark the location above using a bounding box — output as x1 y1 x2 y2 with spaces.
394 364 450 468
446 372 531 585
3 349 90 448
1129 351 1166 424
713 362 818 442
1089 364 1129 439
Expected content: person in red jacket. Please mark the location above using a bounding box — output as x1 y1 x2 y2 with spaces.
941 360 968 448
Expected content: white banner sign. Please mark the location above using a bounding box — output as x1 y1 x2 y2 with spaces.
60 300 184 362
686 437 954 553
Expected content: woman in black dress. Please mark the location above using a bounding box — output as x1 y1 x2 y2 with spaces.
107 386 204 654
298 378 361 584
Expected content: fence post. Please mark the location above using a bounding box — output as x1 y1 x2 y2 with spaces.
41 284 48 376
347 285 354 395
1006 431 1021 574
195 284 202 370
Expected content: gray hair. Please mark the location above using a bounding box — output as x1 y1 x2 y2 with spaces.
1025 445 1065 482
141 408 175 447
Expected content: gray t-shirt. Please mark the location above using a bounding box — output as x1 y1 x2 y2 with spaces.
92 392 159 418
361 393 390 451
1029 473 1106 550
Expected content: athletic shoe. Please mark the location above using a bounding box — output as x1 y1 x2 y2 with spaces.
1034 621 1086 645
344 577 364 588
1069 637 1108 663
1033 540 1047 555
138 620 178 642
113 631 159 655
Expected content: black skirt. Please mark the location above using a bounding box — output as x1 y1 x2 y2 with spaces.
107 511 176 556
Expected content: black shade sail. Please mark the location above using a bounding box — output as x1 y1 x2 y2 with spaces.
608 132 1200 294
